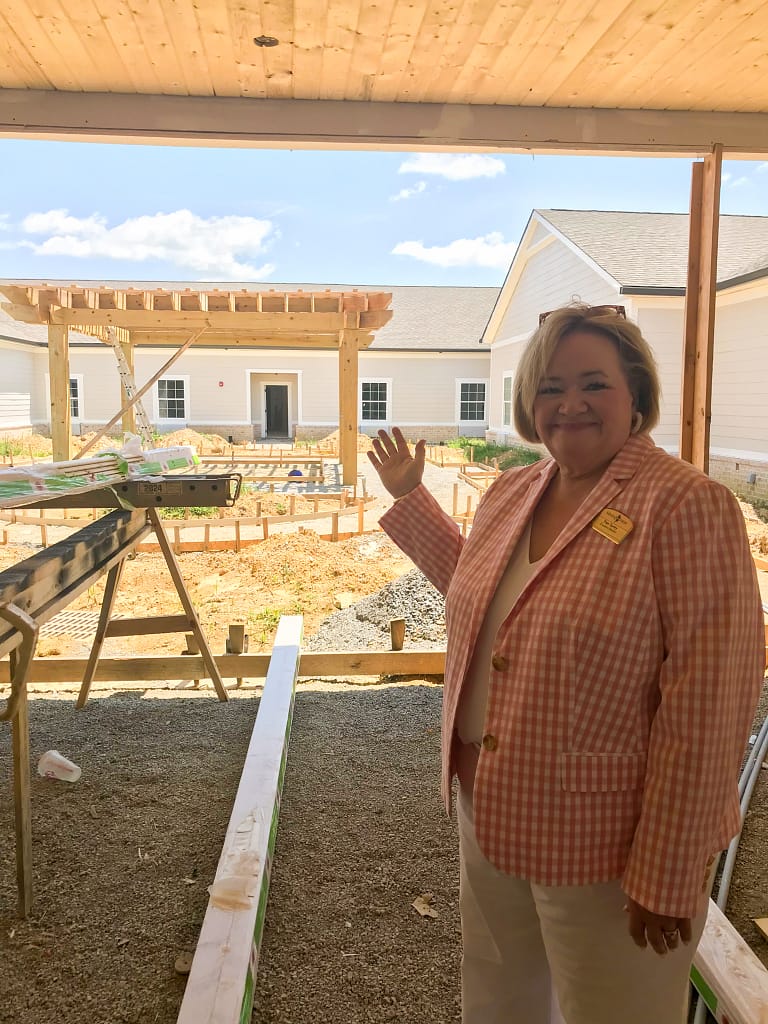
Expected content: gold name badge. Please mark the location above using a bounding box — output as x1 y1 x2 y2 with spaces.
592 508 634 544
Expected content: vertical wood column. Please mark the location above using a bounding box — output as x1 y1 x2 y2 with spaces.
680 145 722 471
338 330 358 487
119 336 137 436
48 324 71 461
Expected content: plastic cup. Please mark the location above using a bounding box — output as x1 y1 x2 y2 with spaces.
37 750 82 783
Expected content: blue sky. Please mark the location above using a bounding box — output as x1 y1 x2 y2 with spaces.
1 140 767 286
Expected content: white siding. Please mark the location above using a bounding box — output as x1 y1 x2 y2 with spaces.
710 298 768 455
495 241 620 341
489 240 621 438
0 344 35 427
632 306 684 450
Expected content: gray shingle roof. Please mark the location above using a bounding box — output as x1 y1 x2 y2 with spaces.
0 306 96 345
536 210 768 291
0 281 498 351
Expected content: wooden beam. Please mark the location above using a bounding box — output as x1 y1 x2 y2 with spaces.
121 332 374 348
0 649 447 683
176 615 302 1024
338 330 358 488
691 900 768 1024
679 146 722 471
0 510 151 658
48 309 374 331
0 301 42 323
47 323 71 462
2 91 768 156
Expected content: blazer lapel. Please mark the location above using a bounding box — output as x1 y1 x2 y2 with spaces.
527 433 655 581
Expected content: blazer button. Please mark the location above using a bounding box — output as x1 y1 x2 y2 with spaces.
491 654 508 671
482 733 498 752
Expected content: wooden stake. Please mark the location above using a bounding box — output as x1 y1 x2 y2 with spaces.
390 618 405 651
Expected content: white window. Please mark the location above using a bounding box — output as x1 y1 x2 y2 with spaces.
157 378 187 420
459 381 486 422
502 374 513 427
69 375 83 421
360 379 390 423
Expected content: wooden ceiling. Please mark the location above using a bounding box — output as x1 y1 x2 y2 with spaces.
0 285 393 348
0 0 766 112
1 1 768 155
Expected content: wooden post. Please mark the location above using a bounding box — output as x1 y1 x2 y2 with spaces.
357 497 365 534
48 324 71 462
119 336 137 436
331 511 339 541
390 618 406 651
338 330 358 487
680 145 722 471
452 483 459 516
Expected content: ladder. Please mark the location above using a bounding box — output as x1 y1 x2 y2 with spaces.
106 327 153 444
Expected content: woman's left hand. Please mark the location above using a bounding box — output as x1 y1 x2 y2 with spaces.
625 897 692 955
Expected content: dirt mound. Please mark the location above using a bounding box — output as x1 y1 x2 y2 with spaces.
317 429 375 453
158 428 228 451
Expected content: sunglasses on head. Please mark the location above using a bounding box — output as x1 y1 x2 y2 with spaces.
538 304 627 326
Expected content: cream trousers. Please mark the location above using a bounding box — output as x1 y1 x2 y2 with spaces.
457 789 707 1024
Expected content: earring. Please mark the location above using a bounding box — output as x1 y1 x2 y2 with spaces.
631 411 644 434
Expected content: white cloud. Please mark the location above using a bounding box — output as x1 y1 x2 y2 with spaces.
392 232 516 268
0 213 10 231
721 172 732 184
398 153 506 181
756 162 768 173
390 181 427 202
18 208 277 279
729 176 750 188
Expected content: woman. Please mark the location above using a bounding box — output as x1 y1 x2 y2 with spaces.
367 304 764 1024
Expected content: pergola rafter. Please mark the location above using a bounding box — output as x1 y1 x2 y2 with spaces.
0 285 393 483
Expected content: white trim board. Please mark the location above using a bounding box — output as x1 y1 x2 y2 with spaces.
176 615 302 1024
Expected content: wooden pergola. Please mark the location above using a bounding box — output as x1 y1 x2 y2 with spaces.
0 284 393 484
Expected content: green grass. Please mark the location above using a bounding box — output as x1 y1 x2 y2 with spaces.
445 436 542 470
157 506 216 519
0 437 51 458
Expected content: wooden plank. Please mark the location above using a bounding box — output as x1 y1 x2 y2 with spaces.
49 308 358 330
104 614 191 637
338 330 358 487
47 323 71 462
691 900 768 1024
754 918 768 943
0 510 151 657
176 615 302 1024
0 649 447 683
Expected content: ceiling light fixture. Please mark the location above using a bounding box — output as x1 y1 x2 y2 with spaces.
254 35 279 47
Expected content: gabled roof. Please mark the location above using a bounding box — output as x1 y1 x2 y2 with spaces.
0 281 498 352
536 209 768 292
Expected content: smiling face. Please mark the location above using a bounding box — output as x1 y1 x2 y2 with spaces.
533 329 636 481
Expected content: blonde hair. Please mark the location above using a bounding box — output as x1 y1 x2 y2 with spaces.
513 304 661 443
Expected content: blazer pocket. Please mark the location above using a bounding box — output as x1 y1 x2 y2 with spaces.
560 751 647 793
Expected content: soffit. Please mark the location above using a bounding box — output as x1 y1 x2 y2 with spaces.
1 1 767 114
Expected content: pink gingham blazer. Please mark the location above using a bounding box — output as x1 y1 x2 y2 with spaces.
380 434 764 917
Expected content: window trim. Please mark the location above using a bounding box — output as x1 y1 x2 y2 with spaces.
502 372 514 428
455 378 489 424
153 375 190 423
69 373 84 423
359 377 392 426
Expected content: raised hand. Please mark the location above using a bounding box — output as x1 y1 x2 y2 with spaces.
367 427 426 499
